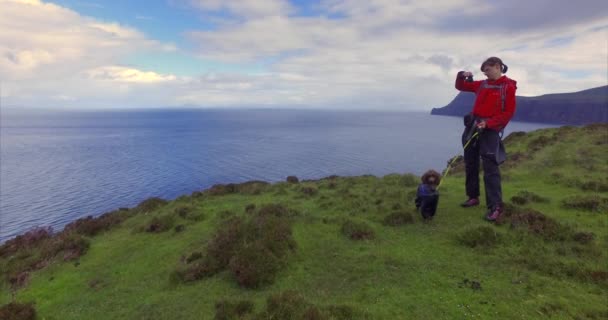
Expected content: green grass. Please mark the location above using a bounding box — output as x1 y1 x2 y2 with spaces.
1 124 607 319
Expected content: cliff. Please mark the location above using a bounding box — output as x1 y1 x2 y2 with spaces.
431 85 608 124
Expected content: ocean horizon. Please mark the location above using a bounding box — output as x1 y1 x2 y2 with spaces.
0 108 557 242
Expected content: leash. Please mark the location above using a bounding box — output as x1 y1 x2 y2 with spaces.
436 130 479 190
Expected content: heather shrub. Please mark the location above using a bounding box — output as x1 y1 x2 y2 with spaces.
254 291 360 320
175 210 296 288
142 214 175 233
8 271 30 291
174 205 192 218
206 184 238 196
258 291 310 319
382 211 414 226
214 300 255 320
174 205 204 221
206 181 269 196
503 152 530 169
341 220 375 240
236 180 269 195
445 155 465 174
2 232 89 288
252 215 297 255
170 257 222 283
587 270 608 286
0 302 36 320
400 174 419 187
561 195 608 213
507 209 571 241
510 190 549 206
40 233 90 261
134 197 168 214
324 305 357 320
502 131 526 144
580 180 608 192
301 186 318 196
257 203 294 217
458 226 501 248
185 252 203 263
245 204 256 214
63 210 125 237
0 227 53 258
206 216 248 268
572 232 595 244
229 242 280 288
286 176 299 183
528 135 556 151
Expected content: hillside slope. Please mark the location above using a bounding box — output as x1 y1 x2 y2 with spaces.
1 124 607 319
431 86 608 125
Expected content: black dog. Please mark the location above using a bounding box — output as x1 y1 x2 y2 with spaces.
415 170 441 220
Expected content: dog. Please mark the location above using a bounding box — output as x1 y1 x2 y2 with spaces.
415 170 441 220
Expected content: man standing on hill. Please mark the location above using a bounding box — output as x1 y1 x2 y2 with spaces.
455 57 517 222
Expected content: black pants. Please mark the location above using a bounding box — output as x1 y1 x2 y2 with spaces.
462 128 503 209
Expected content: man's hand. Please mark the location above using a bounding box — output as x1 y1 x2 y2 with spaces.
462 71 472 77
476 120 487 129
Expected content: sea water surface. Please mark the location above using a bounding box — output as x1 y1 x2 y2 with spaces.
0 109 556 242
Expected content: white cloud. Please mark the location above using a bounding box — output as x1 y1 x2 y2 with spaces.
1 0 606 109
0 0 177 107
188 0 293 18
87 66 177 83
182 0 608 109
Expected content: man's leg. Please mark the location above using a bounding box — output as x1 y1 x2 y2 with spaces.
480 130 502 210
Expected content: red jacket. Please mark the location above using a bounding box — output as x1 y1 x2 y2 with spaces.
455 72 517 131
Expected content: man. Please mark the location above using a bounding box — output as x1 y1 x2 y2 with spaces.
455 57 517 222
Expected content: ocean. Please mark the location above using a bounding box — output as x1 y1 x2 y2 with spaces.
0 109 556 242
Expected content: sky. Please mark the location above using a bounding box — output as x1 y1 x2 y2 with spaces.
1 0 607 110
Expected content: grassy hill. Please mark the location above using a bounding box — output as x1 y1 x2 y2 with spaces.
1 124 607 319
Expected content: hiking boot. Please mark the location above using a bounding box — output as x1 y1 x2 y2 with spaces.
460 198 480 207
485 205 503 222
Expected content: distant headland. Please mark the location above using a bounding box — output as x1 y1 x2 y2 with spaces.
431 85 608 125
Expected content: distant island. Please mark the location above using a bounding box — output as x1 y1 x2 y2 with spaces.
431 85 608 125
